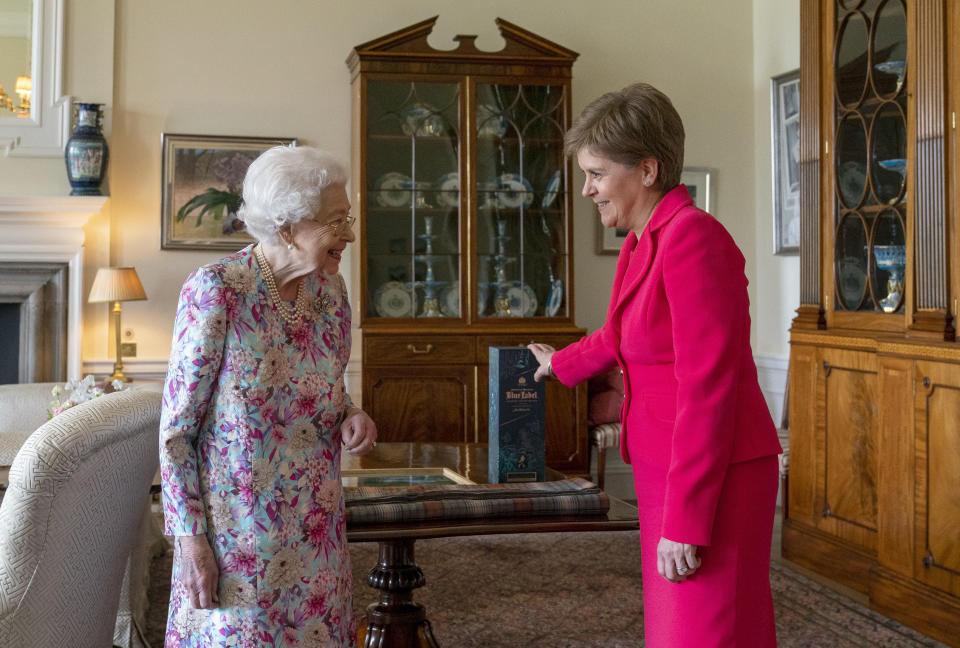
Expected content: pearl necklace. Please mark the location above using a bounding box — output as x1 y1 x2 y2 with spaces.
255 244 309 325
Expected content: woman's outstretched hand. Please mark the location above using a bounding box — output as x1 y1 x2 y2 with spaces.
178 534 220 609
527 343 556 382
341 408 378 455
657 536 701 583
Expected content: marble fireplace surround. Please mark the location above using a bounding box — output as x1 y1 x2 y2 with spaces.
0 196 107 381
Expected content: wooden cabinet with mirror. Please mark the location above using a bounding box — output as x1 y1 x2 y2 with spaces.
787 1 960 643
347 18 589 474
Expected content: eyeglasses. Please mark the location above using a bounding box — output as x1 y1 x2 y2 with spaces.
316 215 356 235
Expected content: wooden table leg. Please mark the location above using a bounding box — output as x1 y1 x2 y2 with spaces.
362 538 440 648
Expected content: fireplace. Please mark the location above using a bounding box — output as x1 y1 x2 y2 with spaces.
0 196 107 384
0 262 69 383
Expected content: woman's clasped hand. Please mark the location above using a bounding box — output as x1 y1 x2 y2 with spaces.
341 407 377 455
657 536 701 583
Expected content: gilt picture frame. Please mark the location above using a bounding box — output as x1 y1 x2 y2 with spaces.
160 133 297 250
597 167 714 255
771 69 800 255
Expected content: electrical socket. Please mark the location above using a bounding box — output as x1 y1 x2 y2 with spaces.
120 342 137 358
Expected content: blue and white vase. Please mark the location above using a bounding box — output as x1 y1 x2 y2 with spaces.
65 103 108 195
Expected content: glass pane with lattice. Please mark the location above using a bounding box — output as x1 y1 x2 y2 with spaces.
833 0 907 314
836 213 869 310
365 80 462 319
868 209 906 313
475 83 567 318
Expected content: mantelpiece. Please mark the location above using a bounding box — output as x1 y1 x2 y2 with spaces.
0 195 107 380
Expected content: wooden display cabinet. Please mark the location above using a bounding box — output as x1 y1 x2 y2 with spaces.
787 1 960 643
347 18 589 474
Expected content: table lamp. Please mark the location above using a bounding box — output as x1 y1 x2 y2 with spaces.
14 75 31 115
88 267 147 382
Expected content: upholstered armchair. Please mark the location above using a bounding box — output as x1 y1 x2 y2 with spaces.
586 368 624 490
0 388 162 648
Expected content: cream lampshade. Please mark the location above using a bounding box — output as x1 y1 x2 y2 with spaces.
14 75 31 114
88 267 147 382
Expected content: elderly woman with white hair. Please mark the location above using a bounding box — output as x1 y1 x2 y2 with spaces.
159 145 376 648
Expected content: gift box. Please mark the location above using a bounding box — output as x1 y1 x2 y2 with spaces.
488 346 545 483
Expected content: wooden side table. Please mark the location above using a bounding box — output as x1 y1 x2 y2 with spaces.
344 442 638 647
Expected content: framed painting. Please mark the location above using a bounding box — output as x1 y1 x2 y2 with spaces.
771 69 800 255
597 167 715 254
160 133 297 250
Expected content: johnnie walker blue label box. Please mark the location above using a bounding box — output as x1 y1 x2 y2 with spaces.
488 346 546 483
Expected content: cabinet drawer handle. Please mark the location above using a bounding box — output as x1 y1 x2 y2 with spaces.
406 344 434 355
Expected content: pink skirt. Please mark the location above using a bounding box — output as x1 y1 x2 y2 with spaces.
632 454 779 647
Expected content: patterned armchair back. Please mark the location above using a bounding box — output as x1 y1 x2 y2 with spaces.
0 388 161 648
0 382 61 466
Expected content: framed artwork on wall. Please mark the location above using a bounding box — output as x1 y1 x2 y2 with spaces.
771 69 800 255
597 167 714 255
160 133 297 250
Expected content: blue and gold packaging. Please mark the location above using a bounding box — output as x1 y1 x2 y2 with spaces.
488 346 545 482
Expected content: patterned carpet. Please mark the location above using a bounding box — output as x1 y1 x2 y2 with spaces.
146 529 948 647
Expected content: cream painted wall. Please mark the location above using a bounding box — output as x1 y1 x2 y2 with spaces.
107 0 756 364
561 3 759 336
2 0 787 372
752 0 800 359
0 0 115 362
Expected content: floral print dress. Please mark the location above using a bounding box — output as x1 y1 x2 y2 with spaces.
160 245 356 648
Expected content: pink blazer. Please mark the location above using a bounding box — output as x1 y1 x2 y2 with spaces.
552 185 781 546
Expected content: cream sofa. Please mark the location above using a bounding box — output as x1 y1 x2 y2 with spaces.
0 385 164 648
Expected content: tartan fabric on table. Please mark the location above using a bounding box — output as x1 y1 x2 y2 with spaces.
345 478 610 525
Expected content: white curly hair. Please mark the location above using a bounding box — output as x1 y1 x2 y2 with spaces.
237 145 347 244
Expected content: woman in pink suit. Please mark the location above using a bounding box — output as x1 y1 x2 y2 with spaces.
529 83 782 647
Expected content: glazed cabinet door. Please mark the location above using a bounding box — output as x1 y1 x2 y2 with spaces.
913 360 960 599
828 0 908 331
362 79 464 322
362 365 475 444
473 82 571 320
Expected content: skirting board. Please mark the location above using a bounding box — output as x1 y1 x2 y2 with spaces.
83 358 169 382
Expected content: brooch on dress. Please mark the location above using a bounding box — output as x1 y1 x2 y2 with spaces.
313 294 334 317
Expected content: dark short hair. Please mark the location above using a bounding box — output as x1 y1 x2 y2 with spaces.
565 82 685 190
